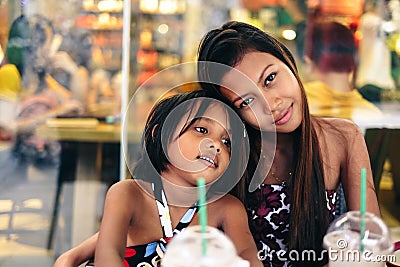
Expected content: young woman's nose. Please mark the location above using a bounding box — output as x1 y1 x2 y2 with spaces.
266 94 283 114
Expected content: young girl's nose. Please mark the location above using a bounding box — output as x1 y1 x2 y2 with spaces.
209 144 221 153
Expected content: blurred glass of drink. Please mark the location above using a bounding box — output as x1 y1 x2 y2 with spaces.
161 225 249 267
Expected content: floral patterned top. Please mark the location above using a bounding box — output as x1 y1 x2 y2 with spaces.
123 182 198 267
247 183 337 267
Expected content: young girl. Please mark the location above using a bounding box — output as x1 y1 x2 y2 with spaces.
197 21 380 266
54 89 262 267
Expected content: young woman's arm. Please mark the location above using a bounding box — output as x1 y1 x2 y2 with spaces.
95 181 135 267
53 233 98 267
341 121 381 216
214 194 263 267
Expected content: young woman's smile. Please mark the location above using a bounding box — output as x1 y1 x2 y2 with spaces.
273 103 293 125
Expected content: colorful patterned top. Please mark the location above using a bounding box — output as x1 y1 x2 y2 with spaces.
123 182 198 267
247 183 337 267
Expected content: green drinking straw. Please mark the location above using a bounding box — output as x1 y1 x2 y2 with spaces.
197 178 207 256
360 168 367 251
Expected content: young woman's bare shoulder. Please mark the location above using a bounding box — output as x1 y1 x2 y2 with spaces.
214 193 242 203
208 194 245 215
314 117 362 138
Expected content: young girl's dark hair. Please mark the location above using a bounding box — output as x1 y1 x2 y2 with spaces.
197 21 329 266
132 89 249 199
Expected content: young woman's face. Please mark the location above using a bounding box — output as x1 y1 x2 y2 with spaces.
165 102 232 187
220 52 302 133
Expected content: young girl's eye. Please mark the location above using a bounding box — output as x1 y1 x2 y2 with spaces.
194 127 208 134
263 72 276 87
238 97 254 109
222 138 231 148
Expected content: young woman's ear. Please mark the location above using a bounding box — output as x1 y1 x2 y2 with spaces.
303 56 313 72
303 55 318 80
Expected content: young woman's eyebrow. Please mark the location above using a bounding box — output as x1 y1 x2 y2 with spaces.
257 64 273 84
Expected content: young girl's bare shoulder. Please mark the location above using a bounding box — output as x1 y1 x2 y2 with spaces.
106 178 152 203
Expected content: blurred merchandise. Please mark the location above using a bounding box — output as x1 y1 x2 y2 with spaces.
240 0 287 10
75 0 123 72
307 0 364 17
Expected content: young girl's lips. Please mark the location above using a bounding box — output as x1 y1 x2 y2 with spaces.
197 155 218 168
274 104 293 125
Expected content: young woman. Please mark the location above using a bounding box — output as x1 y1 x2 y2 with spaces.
54 89 262 267
197 20 380 266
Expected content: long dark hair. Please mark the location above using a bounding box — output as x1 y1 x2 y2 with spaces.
197 21 329 265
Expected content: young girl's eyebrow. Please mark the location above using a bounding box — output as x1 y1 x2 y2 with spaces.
196 117 220 126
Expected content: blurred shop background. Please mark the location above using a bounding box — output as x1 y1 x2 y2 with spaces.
0 0 400 266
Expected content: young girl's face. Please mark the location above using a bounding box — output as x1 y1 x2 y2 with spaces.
165 101 231 187
220 52 302 133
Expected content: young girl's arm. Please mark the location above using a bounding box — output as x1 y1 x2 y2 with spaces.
53 233 98 267
215 194 263 267
95 181 134 267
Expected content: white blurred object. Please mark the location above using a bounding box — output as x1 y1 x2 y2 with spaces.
356 11 396 90
23 0 80 31
0 44 4 63
389 0 400 23
161 225 249 267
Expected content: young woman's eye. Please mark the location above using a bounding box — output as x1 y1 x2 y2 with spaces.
222 138 231 148
194 127 208 134
263 72 276 87
238 97 254 109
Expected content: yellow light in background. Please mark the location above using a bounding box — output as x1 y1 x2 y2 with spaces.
98 0 123 12
355 30 362 42
158 23 169 34
281 29 296 41
83 0 95 10
140 0 158 13
387 32 400 56
140 29 153 49
98 13 111 25
159 0 178 14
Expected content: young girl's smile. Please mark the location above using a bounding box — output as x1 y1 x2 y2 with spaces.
164 101 231 187
220 52 302 133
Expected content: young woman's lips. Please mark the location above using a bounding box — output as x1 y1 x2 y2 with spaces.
274 104 293 125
